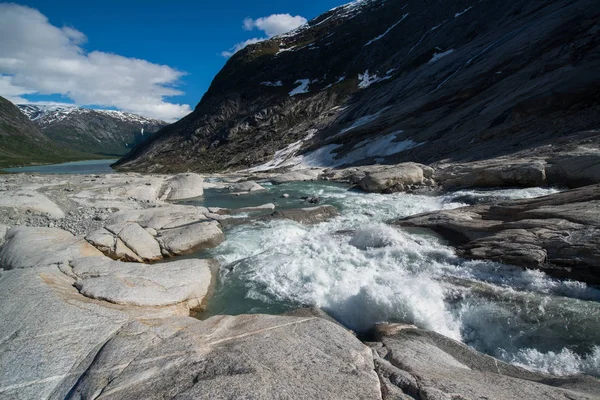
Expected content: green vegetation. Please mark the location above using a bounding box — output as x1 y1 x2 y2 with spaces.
0 135 107 168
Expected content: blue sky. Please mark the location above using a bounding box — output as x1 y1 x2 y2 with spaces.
0 0 346 120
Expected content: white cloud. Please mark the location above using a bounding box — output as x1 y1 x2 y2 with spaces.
0 4 191 121
221 13 307 58
220 37 266 58
243 14 307 37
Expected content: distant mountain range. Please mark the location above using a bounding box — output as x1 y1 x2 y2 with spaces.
115 0 600 173
0 97 96 168
18 105 167 156
0 97 169 168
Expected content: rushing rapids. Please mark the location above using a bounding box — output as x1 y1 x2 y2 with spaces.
182 182 600 377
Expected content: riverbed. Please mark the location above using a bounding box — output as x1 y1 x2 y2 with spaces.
183 181 600 377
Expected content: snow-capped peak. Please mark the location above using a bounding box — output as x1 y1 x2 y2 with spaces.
18 104 166 126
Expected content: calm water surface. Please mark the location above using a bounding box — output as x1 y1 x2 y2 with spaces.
2 159 117 174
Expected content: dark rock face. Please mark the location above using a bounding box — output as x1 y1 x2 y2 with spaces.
18 105 167 156
0 96 81 167
116 0 600 173
396 184 600 285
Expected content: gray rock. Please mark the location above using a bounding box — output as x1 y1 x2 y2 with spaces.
85 228 116 255
227 180 266 192
0 266 130 399
71 256 216 309
0 189 65 219
270 169 321 184
114 237 143 262
232 203 276 214
359 163 427 193
0 223 9 245
373 324 600 400
106 205 209 231
65 314 381 400
160 173 204 200
270 205 340 224
0 227 103 270
546 151 600 188
157 221 225 255
397 184 600 284
116 223 162 262
435 160 547 189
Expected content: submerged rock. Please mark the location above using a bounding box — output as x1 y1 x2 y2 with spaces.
372 324 600 400
397 184 600 284
270 205 339 224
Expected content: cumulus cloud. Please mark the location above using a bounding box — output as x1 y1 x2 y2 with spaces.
243 14 307 37
0 4 191 121
221 13 307 58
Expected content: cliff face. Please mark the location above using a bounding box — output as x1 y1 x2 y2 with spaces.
116 0 600 173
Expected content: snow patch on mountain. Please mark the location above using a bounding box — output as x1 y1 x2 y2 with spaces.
455 6 473 18
429 49 455 63
364 13 409 46
18 104 165 126
261 81 283 87
246 129 318 172
358 70 393 89
289 79 311 96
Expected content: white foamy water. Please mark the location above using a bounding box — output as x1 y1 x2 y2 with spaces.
203 183 599 377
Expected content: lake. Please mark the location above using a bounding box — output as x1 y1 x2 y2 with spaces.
2 159 117 174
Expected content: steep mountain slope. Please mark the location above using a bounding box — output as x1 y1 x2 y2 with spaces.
19 105 167 156
116 0 600 173
0 96 95 168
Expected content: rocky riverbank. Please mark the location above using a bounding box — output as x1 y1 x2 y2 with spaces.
1 169 599 399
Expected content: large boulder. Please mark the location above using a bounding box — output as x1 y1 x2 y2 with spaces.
0 189 65 219
160 173 204 200
270 169 322 184
397 184 600 284
435 160 547 190
227 180 266 192
71 256 216 309
0 227 103 270
546 151 600 188
106 222 162 262
372 324 600 400
106 204 210 231
157 220 225 255
359 163 428 193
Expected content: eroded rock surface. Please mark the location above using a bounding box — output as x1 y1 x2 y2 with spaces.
160 173 204 200
71 256 215 309
397 184 600 284
371 324 600 400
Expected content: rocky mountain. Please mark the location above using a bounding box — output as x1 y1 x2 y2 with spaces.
0 96 91 168
115 0 600 173
19 105 167 156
